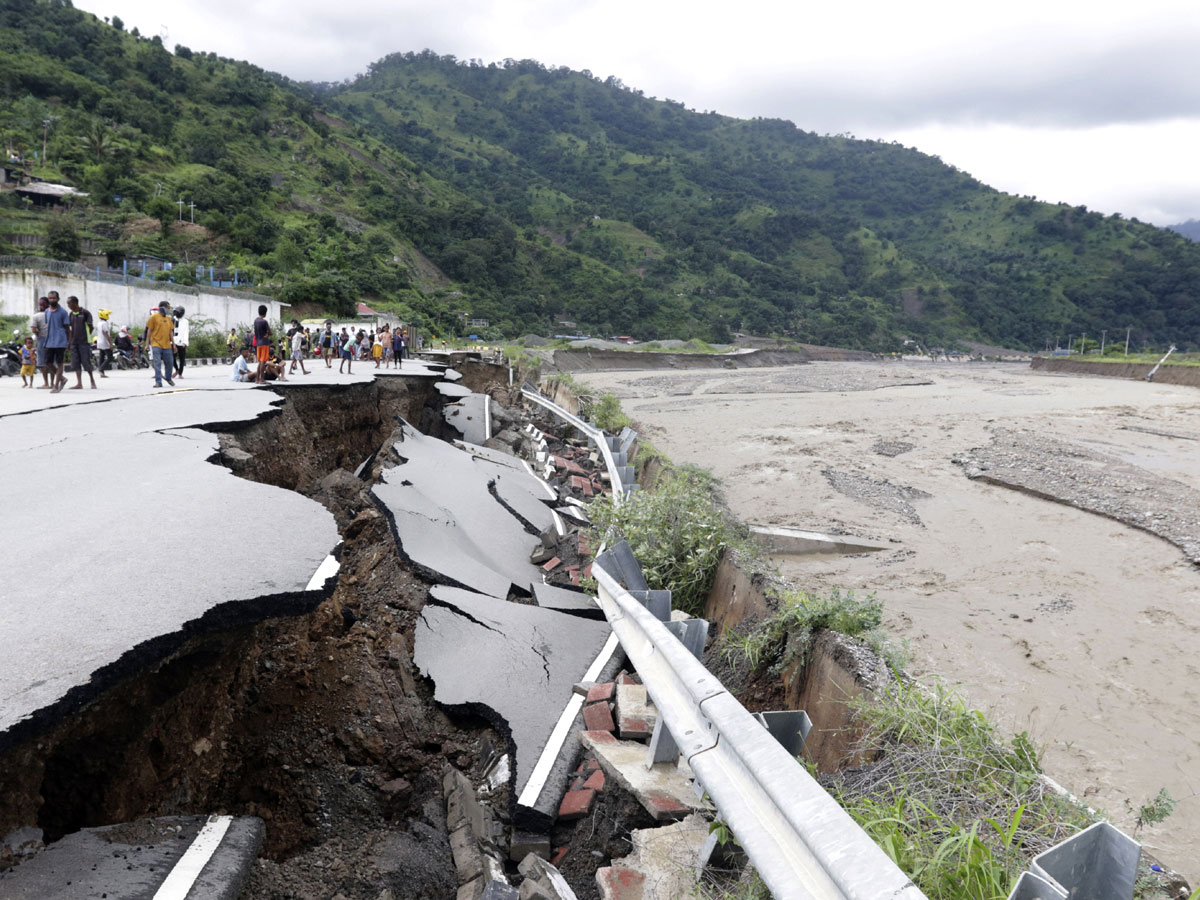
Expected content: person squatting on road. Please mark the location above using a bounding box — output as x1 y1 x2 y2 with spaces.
145 301 176 388
65 296 97 390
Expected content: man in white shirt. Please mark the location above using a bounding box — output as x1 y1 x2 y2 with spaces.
287 321 310 375
173 306 190 379
231 348 253 382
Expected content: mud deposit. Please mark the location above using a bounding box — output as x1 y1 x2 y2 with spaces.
583 360 1200 881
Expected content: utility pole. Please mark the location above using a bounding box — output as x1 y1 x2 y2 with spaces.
188 201 195 223
1080 332 1086 356
176 197 184 221
1067 333 1073 355
1125 326 1131 357
1100 329 1106 355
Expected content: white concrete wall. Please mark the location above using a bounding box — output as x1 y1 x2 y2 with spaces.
0 268 287 334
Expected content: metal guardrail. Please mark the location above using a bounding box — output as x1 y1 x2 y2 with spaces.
520 383 634 503
592 545 927 900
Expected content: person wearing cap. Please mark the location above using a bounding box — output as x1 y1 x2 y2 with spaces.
95 308 113 377
65 296 97 390
173 306 190 378
144 301 176 388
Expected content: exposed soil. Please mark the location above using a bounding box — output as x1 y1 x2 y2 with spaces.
0 379 503 900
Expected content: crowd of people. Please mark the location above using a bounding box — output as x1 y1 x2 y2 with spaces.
226 314 418 383
20 291 195 391
16 293 424 392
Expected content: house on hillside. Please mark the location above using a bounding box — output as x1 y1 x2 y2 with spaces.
14 182 88 206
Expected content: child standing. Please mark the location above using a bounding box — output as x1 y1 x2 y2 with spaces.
372 331 383 368
19 337 36 387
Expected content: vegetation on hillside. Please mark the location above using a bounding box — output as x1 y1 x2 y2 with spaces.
3 2 1199 350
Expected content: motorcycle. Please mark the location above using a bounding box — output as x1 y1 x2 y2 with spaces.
0 329 22 377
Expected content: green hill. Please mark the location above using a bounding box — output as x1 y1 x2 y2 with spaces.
2 2 1198 350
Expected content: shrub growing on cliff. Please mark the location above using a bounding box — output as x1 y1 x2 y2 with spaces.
824 682 1094 900
588 464 744 615
721 586 894 675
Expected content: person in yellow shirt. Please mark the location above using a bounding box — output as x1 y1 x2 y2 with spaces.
144 301 176 388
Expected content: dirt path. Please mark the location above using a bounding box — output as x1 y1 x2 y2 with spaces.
580 361 1200 880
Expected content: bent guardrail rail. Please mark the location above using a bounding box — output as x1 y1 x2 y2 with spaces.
520 383 635 503
592 543 927 900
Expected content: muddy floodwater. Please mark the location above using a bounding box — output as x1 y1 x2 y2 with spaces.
580 360 1200 879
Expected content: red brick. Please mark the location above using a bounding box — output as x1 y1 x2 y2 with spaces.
580 729 617 744
582 769 605 792
595 867 645 900
557 788 596 821
643 790 690 821
550 847 568 867
583 563 593 580
585 683 615 704
582 702 615 732
577 534 594 556
617 672 639 686
618 716 653 740
541 557 561 572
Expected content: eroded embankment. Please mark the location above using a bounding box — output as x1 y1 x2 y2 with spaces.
0 374 508 898
544 346 813 373
1031 356 1200 386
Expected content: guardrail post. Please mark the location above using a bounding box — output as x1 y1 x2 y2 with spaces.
1006 872 1066 900
599 543 650 592
645 618 710 768
666 618 709 658
627 590 671 622
1030 822 1140 900
753 710 812 758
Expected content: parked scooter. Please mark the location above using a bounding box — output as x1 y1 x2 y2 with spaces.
0 330 22 377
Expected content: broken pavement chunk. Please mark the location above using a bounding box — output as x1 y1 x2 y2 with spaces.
415 587 611 803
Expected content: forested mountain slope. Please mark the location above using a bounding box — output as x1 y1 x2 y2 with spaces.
2 2 1197 349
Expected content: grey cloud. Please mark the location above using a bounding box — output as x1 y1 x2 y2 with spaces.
706 32 1200 133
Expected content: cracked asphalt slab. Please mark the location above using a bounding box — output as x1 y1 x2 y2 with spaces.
0 380 341 751
413 585 610 799
372 422 549 598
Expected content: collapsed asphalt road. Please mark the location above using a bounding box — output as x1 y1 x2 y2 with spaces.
0 360 634 899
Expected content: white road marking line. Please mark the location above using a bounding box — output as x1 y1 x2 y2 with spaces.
152 814 232 900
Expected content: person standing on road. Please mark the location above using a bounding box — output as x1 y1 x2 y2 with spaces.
95 308 113 377
65 296 97 390
144 301 176 388
43 291 70 393
252 305 271 384
288 319 309 375
320 321 335 368
19 336 36 387
173 307 190 379
29 296 50 389
391 327 403 368
338 329 355 374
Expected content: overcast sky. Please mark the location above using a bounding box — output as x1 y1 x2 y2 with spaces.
80 0 1200 225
